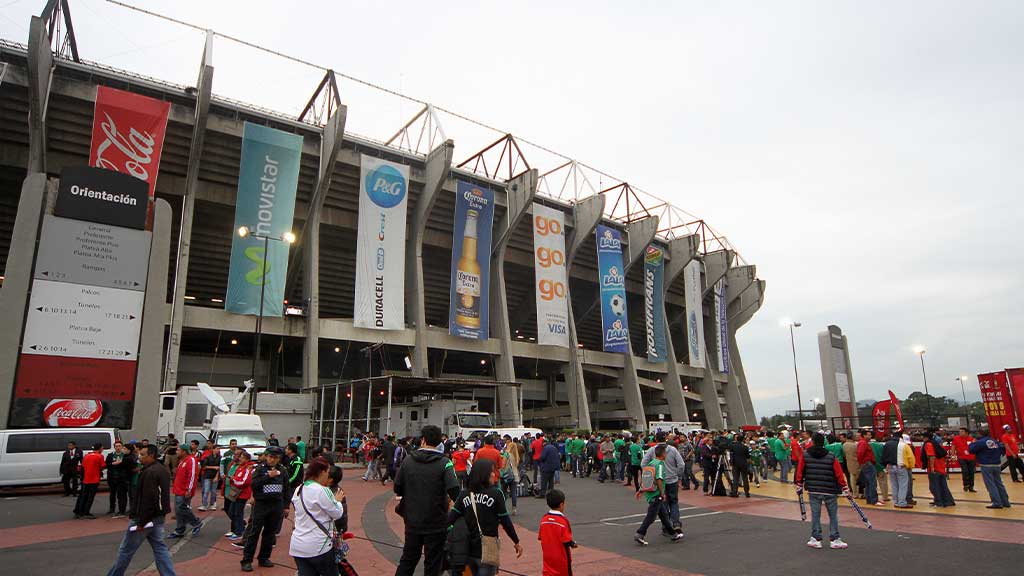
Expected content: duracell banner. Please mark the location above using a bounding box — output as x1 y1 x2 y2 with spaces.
55 166 149 230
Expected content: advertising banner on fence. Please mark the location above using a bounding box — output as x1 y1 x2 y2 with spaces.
449 181 495 340
644 245 666 362
354 155 409 330
1006 368 1024 433
226 122 302 317
978 371 1016 434
683 259 705 368
533 203 569 347
714 278 730 373
89 85 170 199
596 225 629 353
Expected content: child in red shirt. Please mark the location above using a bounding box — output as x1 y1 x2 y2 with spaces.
452 442 472 489
539 489 577 576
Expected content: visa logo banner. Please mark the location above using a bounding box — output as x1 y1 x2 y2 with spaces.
596 225 629 354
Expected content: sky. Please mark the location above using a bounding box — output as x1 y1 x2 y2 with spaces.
3 0 1022 418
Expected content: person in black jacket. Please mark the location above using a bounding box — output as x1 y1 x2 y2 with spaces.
795 432 850 549
381 435 398 486
240 446 290 572
60 441 83 496
106 441 135 517
728 437 751 498
106 444 175 576
394 425 461 576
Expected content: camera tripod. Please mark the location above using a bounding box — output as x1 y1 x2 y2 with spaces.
710 450 734 496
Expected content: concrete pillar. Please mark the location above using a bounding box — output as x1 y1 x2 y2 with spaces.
722 265 755 425
163 34 214 392
490 169 537 426
303 107 348 392
407 141 454 376
618 216 658 430
565 194 605 431
728 278 765 426
661 234 699 422
701 249 734 297
129 199 172 439
26 16 52 173
0 174 47 429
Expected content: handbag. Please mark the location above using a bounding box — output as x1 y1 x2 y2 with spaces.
226 482 242 502
469 492 500 567
299 483 342 562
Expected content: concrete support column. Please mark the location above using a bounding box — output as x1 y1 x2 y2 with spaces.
302 108 348 392
26 16 52 173
565 195 605 431
728 278 765 427
722 265 755 425
163 34 214 392
618 216 658 430
490 170 537 426
701 249 737 427
407 141 454 377
662 234 699 422
0 174 47 429
129 199 172 439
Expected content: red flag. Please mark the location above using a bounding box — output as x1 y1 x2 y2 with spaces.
888 390 905 433
88 86 170 199
1006 368 1024 434
872 400 891 438
979 372 1016 434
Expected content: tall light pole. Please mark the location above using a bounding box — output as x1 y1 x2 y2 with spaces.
782 319 804 430
956 375 968 407
913 345 933 425
237 225 295 414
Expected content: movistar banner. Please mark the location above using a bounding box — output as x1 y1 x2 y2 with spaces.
226 122 302 316
644 245 667 363
449 181 495 340
714 278 730 373
596 225 629 353
354 155 409 330
684 259 706 368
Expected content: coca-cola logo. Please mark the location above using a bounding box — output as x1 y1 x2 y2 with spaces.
43 399 103 427
93 112 156 182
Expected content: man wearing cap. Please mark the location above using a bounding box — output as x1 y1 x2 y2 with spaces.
239 446 290 571
969 425 1011 509
999 425 1024 483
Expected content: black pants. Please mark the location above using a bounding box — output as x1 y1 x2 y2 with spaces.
108 478 128 514
241 501 283 563
636 496 675 537
702 462 717 493
294 550 337 576
395 530 446 576
731 463 750 496
1002 455 1024 482
959 459 976 490
540 471 555 495
73 483 98 515
62 472 79 496
627 464 640 489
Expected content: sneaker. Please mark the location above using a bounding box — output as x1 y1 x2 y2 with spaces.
209 505 217 511
224 531 235 537
511 507 517 516
830 538 848 549
672 532 685 542
198 506 207 512
191 521 204 536
240 561 253 572
112 513 126 519
258 559 275 568
807 538 822 549
83 514 96 520
873 502 886 507
985 505 1003 509
167 532 185 540
634 534 649 546
231 541 245 549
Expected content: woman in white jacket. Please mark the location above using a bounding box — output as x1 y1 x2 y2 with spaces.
290 457 345 576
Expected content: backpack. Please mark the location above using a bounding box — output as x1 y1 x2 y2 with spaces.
638 465 658 493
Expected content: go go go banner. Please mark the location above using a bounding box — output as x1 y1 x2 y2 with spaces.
354 155 409 330
683 259 706 368
596 225 629 353
533 203 569 348
449 181 495 340
644 245 667 363
226 123 302 317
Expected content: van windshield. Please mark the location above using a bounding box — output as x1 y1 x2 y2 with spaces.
458 414 493 428
214 431 266 447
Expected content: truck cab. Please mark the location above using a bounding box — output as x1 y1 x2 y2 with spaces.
208 414 268 457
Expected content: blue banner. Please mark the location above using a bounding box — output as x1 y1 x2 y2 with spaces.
226 122 302 316
596 225 629 353
449 181 495 339
644 245 667 362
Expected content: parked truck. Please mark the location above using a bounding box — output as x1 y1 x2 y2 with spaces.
377 399 541 439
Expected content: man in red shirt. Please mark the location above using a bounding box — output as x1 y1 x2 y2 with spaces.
73 443 106 519
855 430 879 504
924 433 955 507
951 427 976 492
539 489 576 576
1001 425 1024 482
169 444 203 538
473 434 505 473
531 433 545 485
451 441 472 490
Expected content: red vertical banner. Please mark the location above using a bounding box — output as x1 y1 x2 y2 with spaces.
872 400 891 438
978 372 1015 434
888 390 905 432
1004 368 1024 433
89 86 170 199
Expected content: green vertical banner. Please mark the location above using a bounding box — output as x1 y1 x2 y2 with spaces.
226 122 302 316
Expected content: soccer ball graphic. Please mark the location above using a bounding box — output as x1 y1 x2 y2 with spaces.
609 294 626 317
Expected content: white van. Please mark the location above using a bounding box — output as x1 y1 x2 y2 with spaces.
0 428 119 487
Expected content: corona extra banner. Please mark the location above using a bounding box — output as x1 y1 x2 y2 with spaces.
226 123 302 317
533 203 569 347
644 245 666 362
354 155 409 330
978 371 1016 434
596 225 629 353
714 278 729 373
449 181 495 340
683 259 705 368
89 85 170 199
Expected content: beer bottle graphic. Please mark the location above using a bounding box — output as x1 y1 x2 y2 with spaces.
455 210 482 329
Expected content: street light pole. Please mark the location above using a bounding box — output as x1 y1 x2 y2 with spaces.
915 347 932 425
788 321 804 431
957 376 968 407
250 234 269 414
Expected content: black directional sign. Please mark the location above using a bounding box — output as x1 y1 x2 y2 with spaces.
55 166 148 230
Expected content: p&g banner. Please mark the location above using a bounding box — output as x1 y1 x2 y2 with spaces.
354 155 409 330
644 245 667 362
596 225 629 353
449 181 495 339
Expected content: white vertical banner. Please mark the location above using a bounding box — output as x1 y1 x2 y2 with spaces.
714 278 729 373
354 155 409 330
684 259 706 368
532 203 570 347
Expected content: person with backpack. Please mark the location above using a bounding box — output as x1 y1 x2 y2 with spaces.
922 430 955 507
795 431 849 549
634 444 684 546
498 436 520 516
446 459 523 576
289 457 345 576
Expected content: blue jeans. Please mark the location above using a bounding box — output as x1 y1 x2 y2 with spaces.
859 464 878 504
201 478 217 508
779 458 791 483
617 459 628 482
106 517 176 576
980 465 1011 507
173 495 201 535
808 493 839 542
664 481 680 528
888 465 909 506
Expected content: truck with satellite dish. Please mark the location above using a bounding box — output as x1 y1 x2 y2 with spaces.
377 398 541 440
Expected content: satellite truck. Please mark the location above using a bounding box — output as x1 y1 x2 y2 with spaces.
377 398 541 440
158 380 269 456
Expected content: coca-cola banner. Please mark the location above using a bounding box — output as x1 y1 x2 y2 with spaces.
978 371 1016 435
89 85 170 199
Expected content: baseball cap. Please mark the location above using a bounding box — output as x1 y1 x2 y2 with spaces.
1003 424 1012 430
265 446 284 457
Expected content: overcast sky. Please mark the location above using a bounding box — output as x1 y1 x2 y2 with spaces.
3 1 1021 418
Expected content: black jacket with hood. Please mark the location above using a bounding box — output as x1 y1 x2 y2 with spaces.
394 446 460 534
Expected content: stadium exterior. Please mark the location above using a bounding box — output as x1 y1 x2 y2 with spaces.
0 9 764 440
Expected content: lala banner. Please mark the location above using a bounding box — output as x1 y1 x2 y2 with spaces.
226 123 302 317
596 225 629 353
533 203 569 347
978 371 1016 434
354 155 409 330
449 181 495 340
644 246 667 362
683 259 706 368
714 278 730 373
89 85 170 199
1006 368 1024 433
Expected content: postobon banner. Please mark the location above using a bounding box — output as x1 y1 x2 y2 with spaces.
355 155 409 330
684 259 705 368
226 123 302 317
596 225 629 353
533 203 569 347
714 278 729 373
450 182 495 340
644 246 666 363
